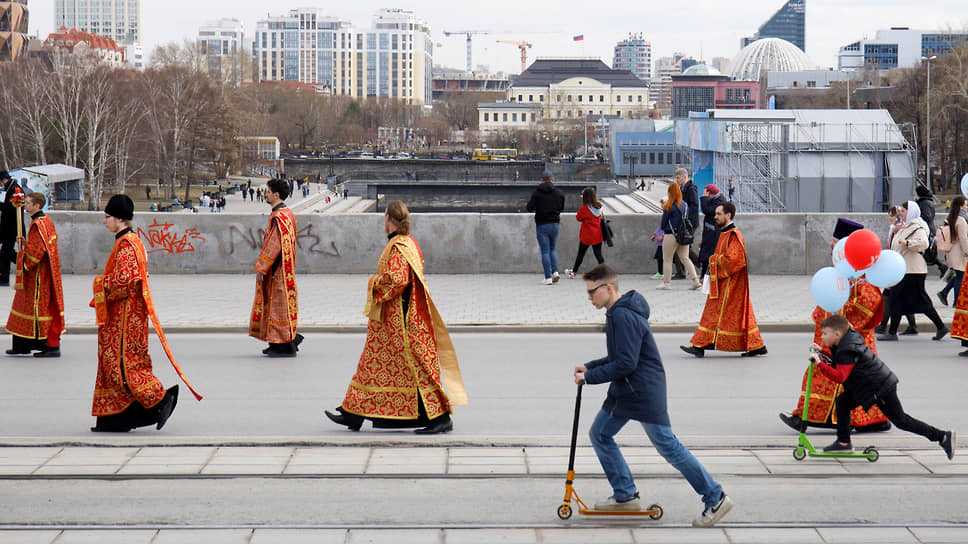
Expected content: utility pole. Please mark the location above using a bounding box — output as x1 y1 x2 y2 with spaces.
921 55 937 190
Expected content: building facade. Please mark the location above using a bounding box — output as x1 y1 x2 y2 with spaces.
0 1 29 62
253 8 433 106
44 26 125 67
199 18 246 83
612 33 651 82
652 53 696 117
54 0 141 48
671 65 761 119
839 28 968 70
741 0 806 52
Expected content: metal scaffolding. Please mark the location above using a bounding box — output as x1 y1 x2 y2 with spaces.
715 121 789 213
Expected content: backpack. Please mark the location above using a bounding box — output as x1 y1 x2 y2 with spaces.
674 203 694 246
936 225 953 253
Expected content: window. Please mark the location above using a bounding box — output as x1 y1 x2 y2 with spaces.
540 95 544 102
518 95 523 102
589 95 593 102
658 152 664 164
531 113 536 122
649 152 656 164
806 81 816 88
667 153 673 164
578 95 583 102
503 113 508 122
628 95 632 102
483 113 489 122
616 111 621 118
529 94 533 102
512 113 517 122
567 95 572 102
637 95 642 102
600 95 605 102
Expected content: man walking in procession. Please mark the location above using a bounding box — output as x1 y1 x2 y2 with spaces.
681 201 767 357
5 192 65 357
250 178 302 357
0 171 24 286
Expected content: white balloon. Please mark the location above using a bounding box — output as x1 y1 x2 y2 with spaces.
865 249 905 288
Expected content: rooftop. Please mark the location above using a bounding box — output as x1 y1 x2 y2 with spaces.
513 58 648 88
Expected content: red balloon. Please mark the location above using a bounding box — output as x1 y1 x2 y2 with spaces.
844 229 882 271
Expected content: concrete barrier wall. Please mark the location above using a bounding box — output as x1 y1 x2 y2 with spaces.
50 211 895 276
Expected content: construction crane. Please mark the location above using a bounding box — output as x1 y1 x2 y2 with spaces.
443 30 489 72
496 39 533 73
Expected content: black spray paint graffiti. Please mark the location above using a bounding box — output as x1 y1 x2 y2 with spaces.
228 224 341 257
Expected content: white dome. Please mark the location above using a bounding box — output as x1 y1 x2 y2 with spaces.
727 38 813 81
682 64 721 76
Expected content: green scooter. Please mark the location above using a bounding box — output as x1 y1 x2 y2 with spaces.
793 353 879 462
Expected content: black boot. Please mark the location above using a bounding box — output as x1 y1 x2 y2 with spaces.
325 407 363 431
156 385 179 430
414 413 453 435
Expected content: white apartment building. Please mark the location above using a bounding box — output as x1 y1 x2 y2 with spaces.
198 18 246 83
838 27 968 70
613 33 651 82
54 0 141 54
253 8 433 106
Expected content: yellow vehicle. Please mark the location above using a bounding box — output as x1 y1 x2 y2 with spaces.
472 148 518 161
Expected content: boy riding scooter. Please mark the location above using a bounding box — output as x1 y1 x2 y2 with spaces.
811 314 956 458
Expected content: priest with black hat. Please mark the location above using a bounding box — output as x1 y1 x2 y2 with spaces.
0 171 25 286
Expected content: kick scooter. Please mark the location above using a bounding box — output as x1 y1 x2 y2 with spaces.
793 354 879 462
557 382 663 520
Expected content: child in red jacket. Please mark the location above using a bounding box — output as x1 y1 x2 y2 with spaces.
566 187 605 279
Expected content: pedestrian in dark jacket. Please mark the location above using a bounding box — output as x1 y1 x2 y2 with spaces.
574 264 734 526
812 314 955 458
526 169 565 285
916 184 936 234
698 185 726 278
0 171 24 286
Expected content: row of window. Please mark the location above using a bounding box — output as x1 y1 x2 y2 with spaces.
483 108 638 122
622 151 683 165
512 94 645 104
483 112 537 123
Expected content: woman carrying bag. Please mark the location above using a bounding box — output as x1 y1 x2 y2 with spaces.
658 183 700 291
567 187 606 279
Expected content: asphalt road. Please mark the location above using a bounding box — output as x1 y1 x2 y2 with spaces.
1 332 964 443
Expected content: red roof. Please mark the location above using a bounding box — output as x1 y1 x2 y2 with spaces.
44 27 124 53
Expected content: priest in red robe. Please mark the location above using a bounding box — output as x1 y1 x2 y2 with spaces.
249 178 302 357
681 201 766 357
5 192 65 357
326 200 467 434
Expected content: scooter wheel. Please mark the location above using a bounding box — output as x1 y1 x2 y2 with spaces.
863 446 879 462
793 447 806 461
648 504 663 520
557 504 572 520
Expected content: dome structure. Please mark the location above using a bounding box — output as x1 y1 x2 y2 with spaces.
727 38 812 81
681 64 721 76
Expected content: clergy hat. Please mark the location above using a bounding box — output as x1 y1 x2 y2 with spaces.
104 194 134 221
833 218 863 240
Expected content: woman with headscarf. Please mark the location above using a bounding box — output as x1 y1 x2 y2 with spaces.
877 200 948 342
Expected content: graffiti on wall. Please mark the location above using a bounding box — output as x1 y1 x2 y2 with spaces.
137 219 207 254
227 223 340 257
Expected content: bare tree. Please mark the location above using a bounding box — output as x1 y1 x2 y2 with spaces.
7 59 51 164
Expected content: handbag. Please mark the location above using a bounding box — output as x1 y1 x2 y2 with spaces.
674 203 694 246
601 214 614 248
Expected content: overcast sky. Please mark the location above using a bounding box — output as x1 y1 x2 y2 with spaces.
28 1 967 75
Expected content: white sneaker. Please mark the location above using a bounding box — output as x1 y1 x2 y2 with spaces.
656 284 672 290
542 278 553 285
565 268 575 279
552 271 560 283
693 493 734 527
690 281 702 290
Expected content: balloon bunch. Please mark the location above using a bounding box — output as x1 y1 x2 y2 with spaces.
811 228 905 312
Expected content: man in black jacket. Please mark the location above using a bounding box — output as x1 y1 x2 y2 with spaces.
0 171 24 286
526 169 565 285
812 314 955 458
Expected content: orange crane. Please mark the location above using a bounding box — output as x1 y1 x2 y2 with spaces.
496 39 533 73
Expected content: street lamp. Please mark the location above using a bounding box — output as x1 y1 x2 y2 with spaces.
921 55 937 190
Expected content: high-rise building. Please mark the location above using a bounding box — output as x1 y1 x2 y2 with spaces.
55 0 141 46
741 0 805 52
652 53 695 117
0 1 30 62
613 33 651 82
198 18 246 83
253 8 433 106
839 27 968 70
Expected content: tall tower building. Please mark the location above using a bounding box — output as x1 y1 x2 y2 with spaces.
741 0 805 52
0 0 30 62
612 33 651 82
54 0 142 45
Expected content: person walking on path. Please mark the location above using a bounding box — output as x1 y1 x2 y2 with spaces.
5 192 65 358
937 197 968 306
90 194 202 432
698 184 726 279
812 314 955 459
673 168 700 279
249 178 302 357
658 183 700 290
326 200 467 434
0 171 24 286
681 201 767 358
877 201 948 342
779 218 890 433
526 169 565 285
574 264 735 526
566 187 605 279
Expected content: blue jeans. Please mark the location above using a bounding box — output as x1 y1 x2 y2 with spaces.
941 270 964 299
535 223 560 279
589 409 723 507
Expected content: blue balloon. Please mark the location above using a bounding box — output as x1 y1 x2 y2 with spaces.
811 266 850 312
962 173 968 198
832 237 864 278
865 249 905 288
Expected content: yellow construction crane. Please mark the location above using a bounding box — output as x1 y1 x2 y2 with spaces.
496 39 533 73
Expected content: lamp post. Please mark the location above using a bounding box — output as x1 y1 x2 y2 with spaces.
921 55 937 190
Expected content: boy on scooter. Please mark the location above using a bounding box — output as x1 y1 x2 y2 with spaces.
812 314 955 458
574 264 734 527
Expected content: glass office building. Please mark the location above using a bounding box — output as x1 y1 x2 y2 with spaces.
741 0 806 52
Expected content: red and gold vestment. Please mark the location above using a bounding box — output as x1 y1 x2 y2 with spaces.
6 214 64 344
249 204 298 343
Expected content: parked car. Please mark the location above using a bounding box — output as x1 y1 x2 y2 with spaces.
577 154 598 163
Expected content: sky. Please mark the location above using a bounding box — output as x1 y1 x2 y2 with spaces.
28 0 968 75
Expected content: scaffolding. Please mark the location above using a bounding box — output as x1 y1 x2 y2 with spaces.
716 121 789 213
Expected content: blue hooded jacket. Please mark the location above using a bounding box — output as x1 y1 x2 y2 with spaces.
583 290 670 426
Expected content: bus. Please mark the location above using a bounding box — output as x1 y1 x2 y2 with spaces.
472 148 518 161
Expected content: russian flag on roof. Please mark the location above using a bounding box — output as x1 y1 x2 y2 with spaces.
573 35 584 41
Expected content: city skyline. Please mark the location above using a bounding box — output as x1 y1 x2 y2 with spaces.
26 0 967 75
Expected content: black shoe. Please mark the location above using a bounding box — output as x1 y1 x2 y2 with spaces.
877 333 899 341
414 415 453 435
938 291 949 306
854 421 892 433
900 327 919 336
779 412 802 431
156 385 179 430
325 407 363 431
874 325 886 335
90 426 131 433
959 350 968 357
742 346 768 357
33 347 60 358
264 343 297 357
680 345 704 358
822 440 853 453
934 327 950 341
5 349 32 355
293 334 304 351
941 430 956 460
